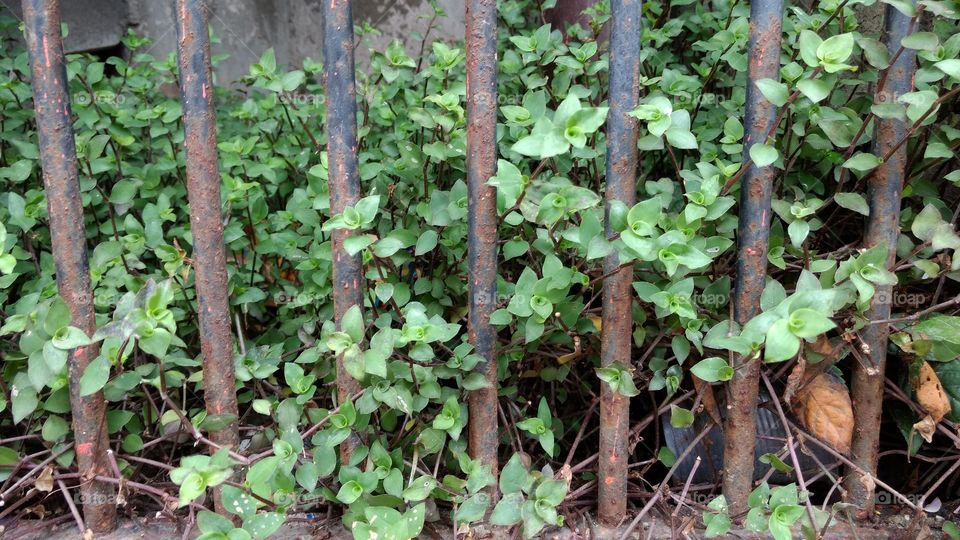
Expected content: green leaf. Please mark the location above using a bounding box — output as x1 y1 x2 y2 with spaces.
402 475 437 502
12 386 38 423
797 79 831 104
749 143 778 168
336 480 364 504
665 127 698 149
704 513 731 538
178 472 207 507
690 357 734 382
79 356 111 396
499 453 529 495
765 319 800 363
342 305 364 343
944 521 960 540
935 59 960 80
490 497 523 525
756 78 789 107
817 33 855 67
769 505 805 540
41 415 70 442
759 453 794 473
43 298 72 335
511 129 569 159
566 107 608 134
843 152 881 172
670 405 694 428
901 32 939 51
787 219 810 249
798 30 824 68
245 512 285 540
834 193 869 216
455 493 489 524
788 308 836 339
51 326 93 349
414 229 439 255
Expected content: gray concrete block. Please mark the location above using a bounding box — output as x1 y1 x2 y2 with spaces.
2 0 129 52
2 0 468 83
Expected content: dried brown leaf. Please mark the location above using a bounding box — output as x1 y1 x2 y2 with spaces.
916 361 951 423
913 415 937 444
793 374 853 454
35 465 53 492
784 356 807 406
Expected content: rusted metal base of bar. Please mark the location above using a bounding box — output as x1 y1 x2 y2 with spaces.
465 0 500 492
597 0 641 527
21 0 117 532
174 0 241 514
845 2 916 515
723 0 784 517
323 0 365 463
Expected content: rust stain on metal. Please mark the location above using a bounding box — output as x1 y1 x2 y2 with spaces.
21 0 116 532
465 0 500 496
175 0 241 513
598 0 641 527
323 0 364 462
724 0 784 518
845 3 917 516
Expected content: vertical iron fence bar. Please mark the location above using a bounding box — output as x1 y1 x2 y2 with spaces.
597 0 641 528
465 0 500 487
323 0 363 461
174 0 241 508
845 3 916 515
20 0 116 532
723 0 783 516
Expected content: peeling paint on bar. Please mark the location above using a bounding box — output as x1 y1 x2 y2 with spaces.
465 0 500 494
323 0 364 462
174 0 241 514
845 2 917 516
20 0 116 532
598 0 641 528
724 0 784 517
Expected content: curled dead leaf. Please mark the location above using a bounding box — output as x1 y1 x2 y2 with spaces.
913 415 937 444
35 465 54 492
783 356 807 406
915 361 951 423
793 374 854 454
558 463 572 491
808 335 837 358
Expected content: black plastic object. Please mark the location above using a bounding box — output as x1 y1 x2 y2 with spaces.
661 395 830 484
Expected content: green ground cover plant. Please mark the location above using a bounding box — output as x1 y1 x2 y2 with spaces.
2 0 960 538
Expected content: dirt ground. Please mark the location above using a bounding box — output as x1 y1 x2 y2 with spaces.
2 511 952 540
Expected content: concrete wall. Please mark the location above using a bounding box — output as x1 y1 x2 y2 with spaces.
1 0 464 82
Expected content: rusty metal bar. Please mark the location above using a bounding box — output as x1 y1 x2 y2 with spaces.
597 0 641 528
323 0 363 461
20 0 116 532
174 0 241 503
723 0 783 516
465 0 500 488
845 3 916 515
